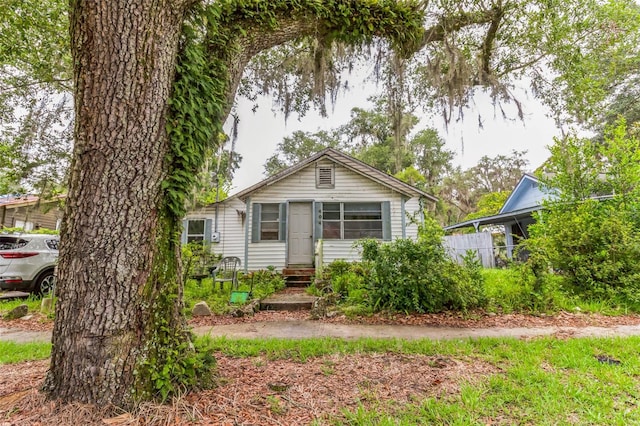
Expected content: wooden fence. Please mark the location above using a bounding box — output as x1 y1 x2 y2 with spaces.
443 232 495 268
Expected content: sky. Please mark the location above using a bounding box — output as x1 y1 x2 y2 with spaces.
225 78 562 192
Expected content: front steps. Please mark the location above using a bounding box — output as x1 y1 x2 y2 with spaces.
282 267 315 287
259 287 317 311
259 268 316 311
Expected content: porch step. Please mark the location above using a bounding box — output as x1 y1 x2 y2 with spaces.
282 268 315 288
260 287 317 311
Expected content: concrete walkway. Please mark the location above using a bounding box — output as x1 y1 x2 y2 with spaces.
193 321 640 340
4 322 640 344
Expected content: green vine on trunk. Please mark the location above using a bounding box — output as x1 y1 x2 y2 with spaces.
163 0 424 219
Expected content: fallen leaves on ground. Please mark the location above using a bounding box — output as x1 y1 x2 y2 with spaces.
0 353 498 425
188 309 640 329
3 308 640 333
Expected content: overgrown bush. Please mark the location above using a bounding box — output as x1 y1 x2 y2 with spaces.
524 121 640 306
181 241 220 281
356 217 485 313
241 267 286 300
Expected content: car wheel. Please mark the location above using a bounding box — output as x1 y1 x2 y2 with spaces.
36 271 56 296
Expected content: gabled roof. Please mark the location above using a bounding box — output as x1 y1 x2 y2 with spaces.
499 174 544 214
232 148 438 202
445 174 544 232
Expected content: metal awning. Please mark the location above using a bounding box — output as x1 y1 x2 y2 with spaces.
444 205 543 231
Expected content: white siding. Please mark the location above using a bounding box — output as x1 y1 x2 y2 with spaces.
185 197 245 261
247 161 421 269
404 197 422 240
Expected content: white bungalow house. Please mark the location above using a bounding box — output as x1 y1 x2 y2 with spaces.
183 148 437 272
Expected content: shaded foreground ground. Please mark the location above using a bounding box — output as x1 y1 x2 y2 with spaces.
0 353 498 425
1 310 640 424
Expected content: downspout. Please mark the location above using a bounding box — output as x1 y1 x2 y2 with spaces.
243 197 250 273
401 197 406 239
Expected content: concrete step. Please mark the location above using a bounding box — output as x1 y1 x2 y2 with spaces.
260 288 317 311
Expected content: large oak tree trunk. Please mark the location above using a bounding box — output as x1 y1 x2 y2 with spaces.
43 0 424 408
44 0 187 406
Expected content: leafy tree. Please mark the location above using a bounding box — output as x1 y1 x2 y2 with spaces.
263 129 341 176
526 120 640 301
470 150 529 194
410 128 454 190
463 191 510 221
0 0 72 194
437 151 528 225
2 0 635 409
43 0 427 407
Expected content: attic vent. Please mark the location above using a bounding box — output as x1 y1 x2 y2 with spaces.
316 163 335 188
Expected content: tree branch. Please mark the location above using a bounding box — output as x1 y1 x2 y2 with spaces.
421 8 501 47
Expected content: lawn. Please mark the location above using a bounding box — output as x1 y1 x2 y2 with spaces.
2 336 639 424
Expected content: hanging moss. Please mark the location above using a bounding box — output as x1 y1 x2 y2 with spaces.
162 0 424 220
140 0 424 401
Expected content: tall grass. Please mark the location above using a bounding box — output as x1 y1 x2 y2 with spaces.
0 295 44 316
482 268 640 315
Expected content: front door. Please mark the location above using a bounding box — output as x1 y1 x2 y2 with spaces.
288 202 313 266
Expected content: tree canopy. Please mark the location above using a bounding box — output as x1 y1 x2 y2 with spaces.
1 0 639 410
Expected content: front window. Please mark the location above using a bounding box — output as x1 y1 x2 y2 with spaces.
322 202 383 239
186 219 205 243
260 204 280 241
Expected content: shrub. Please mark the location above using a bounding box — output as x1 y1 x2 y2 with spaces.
356 217 485 313
525 122 640 305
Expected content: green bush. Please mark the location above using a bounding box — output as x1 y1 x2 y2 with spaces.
356 217 485 313
524 122 640 306
183 267 285 314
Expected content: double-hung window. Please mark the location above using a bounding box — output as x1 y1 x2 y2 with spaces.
260 203 280 241
186 219 206 243
322 202 383 239
251 203 286 242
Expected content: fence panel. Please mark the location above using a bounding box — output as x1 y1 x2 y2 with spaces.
443 232 495 268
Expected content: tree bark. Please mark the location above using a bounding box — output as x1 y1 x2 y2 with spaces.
44 0 187 406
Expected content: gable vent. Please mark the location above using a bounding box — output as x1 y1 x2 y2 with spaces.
316 163 335 188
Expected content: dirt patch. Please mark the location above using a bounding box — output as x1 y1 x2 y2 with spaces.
0 354 498 425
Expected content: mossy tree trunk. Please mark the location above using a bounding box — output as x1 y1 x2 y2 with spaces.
44 0 427 408
44 0 190 406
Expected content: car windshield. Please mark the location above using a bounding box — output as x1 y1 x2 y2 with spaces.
0 236 28 250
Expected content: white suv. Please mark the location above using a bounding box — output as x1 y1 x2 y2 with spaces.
0 234 59 295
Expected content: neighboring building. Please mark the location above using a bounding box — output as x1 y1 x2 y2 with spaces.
0 195 66 231
444 174 547 260
183 148 437 271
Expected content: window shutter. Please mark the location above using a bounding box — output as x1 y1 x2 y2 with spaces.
204 219 213 243
382 201 391 241
279 203 287 241
251 203 261 243
313 202 323 241
181 219 188 244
